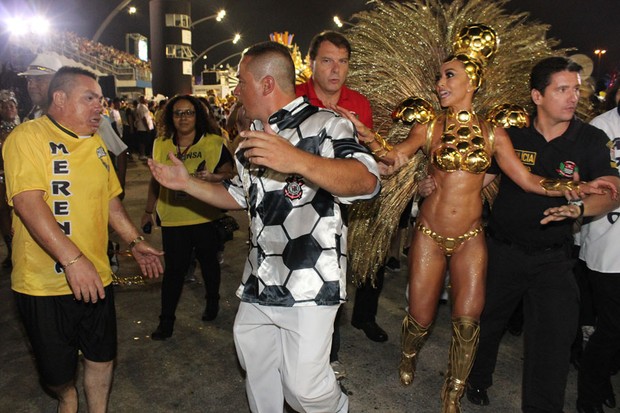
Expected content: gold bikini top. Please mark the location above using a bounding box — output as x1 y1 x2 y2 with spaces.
426 110 494 174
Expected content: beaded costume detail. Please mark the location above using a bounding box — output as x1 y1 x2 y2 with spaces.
431 110 492 174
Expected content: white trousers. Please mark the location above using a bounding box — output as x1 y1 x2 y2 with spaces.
234 302 348 413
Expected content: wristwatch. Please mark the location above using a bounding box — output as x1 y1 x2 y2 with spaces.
567 198 584 217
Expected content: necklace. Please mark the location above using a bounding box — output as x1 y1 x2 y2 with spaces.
174 134 195 160
176 143 191 160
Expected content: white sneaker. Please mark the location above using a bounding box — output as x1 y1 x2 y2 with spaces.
331 360 347 380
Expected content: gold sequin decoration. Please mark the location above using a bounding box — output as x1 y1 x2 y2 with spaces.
457 110 471 123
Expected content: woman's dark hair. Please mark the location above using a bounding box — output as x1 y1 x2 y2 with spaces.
197 96 223 136
162 95 219 139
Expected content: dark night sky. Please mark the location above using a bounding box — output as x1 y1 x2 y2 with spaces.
2 0 619 80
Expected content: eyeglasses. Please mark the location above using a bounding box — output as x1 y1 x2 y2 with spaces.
173 109 196 118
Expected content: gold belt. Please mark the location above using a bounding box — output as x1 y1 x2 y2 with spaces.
416 223 483 256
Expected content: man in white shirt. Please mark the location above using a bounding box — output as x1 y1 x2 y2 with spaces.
576 84 620 413
135 95 154 160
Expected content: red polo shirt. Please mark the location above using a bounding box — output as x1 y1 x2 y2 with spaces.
296 78 373 129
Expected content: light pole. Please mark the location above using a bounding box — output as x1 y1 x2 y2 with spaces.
193 34 241 66
191 9 226 28
333 15 354 28
92 0 133 42
214 51 244 69
594 49 607 80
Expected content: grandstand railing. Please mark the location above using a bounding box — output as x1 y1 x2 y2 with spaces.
9 34 152 84
49 43 152 83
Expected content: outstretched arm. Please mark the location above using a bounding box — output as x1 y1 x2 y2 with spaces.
147 153 242 211
331 104 426 172
541 175 620 224
494 127 616 198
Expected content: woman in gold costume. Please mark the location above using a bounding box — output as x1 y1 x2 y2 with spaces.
337 24 614 413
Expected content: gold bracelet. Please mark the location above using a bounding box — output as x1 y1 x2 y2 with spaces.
63 252 84 269
371 147 388 157
128 235 145 249
373 131 393 152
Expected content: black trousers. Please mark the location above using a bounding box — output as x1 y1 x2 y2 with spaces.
351 267 385 325
578 270 620 404
468 236 579 413
330 267 385 362
160 222 221 320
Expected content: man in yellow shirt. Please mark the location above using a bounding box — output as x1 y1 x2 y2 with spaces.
3 66 163 413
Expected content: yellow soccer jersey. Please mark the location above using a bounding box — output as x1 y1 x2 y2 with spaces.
153 133 226 226
3 116 122 296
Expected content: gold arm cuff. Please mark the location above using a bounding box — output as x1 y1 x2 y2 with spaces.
361 131 393 158
539 178 584 192
372 131 393 151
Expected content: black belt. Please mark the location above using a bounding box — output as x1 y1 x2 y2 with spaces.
487 230 568 255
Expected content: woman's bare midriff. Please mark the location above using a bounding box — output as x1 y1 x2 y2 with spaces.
416 168 485 237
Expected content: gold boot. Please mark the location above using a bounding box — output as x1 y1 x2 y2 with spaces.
399 314 431 386
441 316 480 413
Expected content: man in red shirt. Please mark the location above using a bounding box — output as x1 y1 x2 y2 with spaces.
296 32 372 129
296 31 386 380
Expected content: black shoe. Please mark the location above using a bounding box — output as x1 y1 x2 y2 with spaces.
202 298 219 321
576 400 604 413
151 325 173 340
351 320 388 342
151 317 174 340
385 257 400 272
603 392 616 408
466 385 490 406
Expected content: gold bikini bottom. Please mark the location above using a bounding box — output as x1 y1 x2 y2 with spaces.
415 223 484 256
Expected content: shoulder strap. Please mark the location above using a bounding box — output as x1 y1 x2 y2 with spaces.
486 120 495 151
425 117 438 154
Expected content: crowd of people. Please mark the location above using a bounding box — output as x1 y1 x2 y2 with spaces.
10 30 151 74
0 8 619 413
